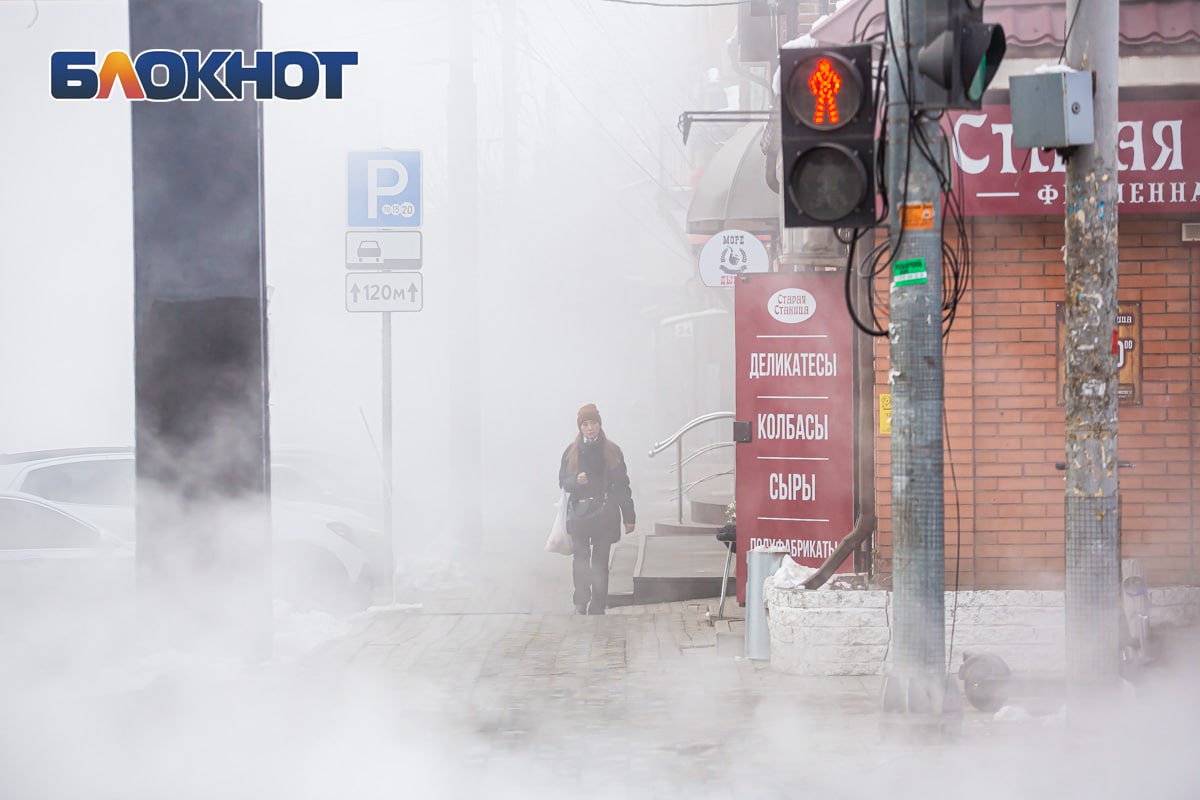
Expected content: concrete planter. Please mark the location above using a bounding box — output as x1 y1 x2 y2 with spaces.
764 579 1200 677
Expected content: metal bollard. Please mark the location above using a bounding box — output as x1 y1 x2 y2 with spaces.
745 546 788 661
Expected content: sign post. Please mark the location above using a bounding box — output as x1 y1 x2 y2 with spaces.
347 149 423 603
734 271 856 602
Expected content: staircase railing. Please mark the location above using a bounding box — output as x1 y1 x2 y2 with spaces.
648 412 734 523
669 441 735 473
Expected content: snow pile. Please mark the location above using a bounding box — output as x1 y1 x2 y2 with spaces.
782 34 819 50
1034 63 1080 75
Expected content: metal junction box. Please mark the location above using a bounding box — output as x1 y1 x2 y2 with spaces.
1009 70 1094 150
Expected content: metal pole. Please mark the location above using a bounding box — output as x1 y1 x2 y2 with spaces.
880 0 957 730
676 438 684 524
382 312 394 603
501 0 517 188
1063 0 1121 703
449 0 482 544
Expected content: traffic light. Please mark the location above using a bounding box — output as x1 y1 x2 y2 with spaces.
779 44 877 229
917 0 1006 110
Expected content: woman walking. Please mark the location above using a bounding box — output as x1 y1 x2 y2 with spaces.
559 403 636 615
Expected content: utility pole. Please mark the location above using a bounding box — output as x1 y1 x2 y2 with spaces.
449 0 482 544
879 0 958 731
1063 0 1121 702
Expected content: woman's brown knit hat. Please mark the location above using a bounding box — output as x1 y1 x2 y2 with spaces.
577 403 602 428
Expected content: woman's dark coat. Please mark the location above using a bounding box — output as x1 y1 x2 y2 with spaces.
558 433 635 544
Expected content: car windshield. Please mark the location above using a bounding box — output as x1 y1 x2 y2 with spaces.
20 459 135 506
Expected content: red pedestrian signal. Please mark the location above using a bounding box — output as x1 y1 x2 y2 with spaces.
779 44 876 229
809 58 842 125
786 51 863 132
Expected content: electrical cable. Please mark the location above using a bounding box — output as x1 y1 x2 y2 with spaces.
891 7 973 337
838 0 976 340
944 338 964 672
854 11 886 44
1058 0 1087 64
518 40 674 196
566 0 694 164
844 235 889 337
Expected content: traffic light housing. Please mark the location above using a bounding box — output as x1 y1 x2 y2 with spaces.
779 44 877 229
916 0 1006 110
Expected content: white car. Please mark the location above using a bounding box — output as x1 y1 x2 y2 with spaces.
0 449 378 613
0 491 135 614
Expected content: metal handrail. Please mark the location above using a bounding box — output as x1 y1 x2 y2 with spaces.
648 412 734 457
669 441 735 474
648 411 735 523
674 469 735 500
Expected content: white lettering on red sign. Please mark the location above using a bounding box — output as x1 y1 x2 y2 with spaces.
748 537 836 559
757 413 829 441
769 472 817 502
954 113 1186 176
1116 181 1200 204
748 352 838 379
950 102 1200 215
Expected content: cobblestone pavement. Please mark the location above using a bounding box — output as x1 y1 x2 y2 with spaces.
306 540 885 798
4 532 1199 799
298 536 1200 799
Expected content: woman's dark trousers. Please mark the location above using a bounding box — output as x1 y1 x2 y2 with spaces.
569 530 612 614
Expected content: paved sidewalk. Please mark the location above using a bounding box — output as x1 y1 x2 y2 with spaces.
301 534 1200 798
311 599 882 797
6 530 1198 799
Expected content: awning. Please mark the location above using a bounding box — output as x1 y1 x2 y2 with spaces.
685 122 779 237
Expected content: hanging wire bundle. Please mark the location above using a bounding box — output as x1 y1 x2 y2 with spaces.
838 0 973 341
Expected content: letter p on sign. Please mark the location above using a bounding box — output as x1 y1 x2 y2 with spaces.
348 150 422 228
366 159 407 219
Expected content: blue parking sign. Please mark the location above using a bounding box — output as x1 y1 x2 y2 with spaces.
347 151 422 228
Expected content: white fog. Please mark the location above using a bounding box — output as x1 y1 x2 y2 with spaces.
2 1 1199 798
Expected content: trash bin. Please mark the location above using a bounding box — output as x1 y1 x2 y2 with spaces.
745 546 788 661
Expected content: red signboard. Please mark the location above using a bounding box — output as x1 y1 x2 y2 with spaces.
952 100 1200 216
734 272 855 603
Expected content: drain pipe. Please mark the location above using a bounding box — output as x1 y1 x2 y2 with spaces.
803 228 879 590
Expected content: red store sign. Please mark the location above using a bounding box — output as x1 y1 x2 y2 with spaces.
951 100 1200 216
734 272 854 603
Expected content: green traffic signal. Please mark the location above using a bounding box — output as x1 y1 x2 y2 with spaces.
915 0 1007 110
964 23 1007 102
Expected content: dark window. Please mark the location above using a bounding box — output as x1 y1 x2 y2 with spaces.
20 459 136 506
0 498 101 549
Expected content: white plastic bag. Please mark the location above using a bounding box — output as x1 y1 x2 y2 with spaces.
544 491 574 556
771 555 818 590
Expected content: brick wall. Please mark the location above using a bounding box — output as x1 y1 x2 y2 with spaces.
872 216 1200 590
